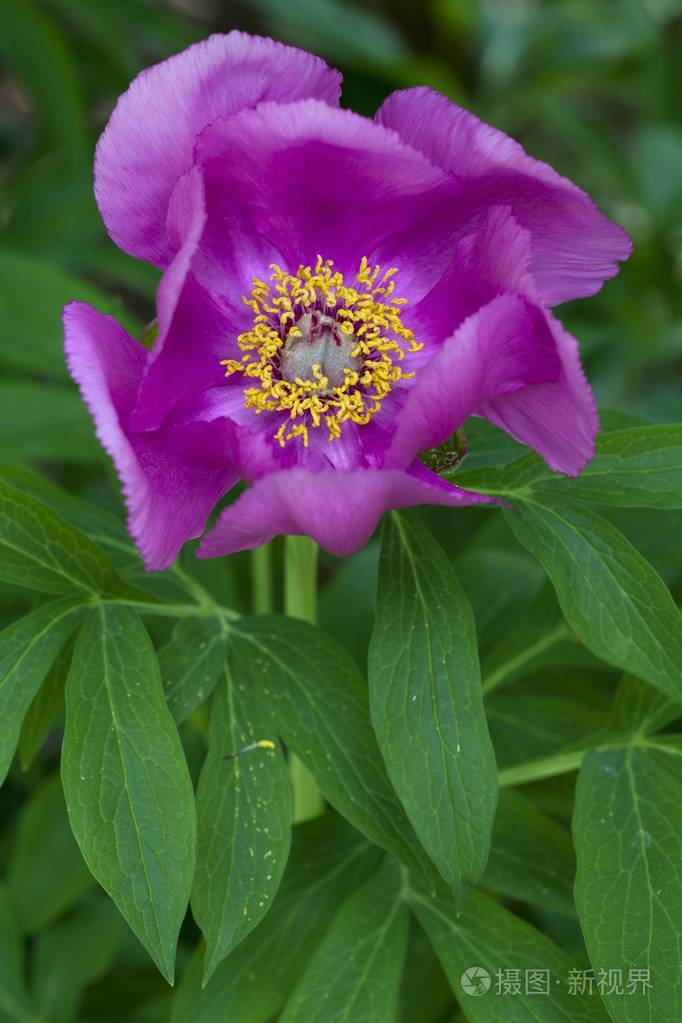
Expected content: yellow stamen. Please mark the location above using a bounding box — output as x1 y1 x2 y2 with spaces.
221 258 421 445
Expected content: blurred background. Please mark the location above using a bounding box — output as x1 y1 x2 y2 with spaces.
0 4 681 1019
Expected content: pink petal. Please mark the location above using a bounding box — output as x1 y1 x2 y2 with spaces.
199 464 493 558
95 32 342 266
130 167 235 431
195 99 450 275
377 87 631 304
157 166 207 344
406 204 536 348
388 293 561 467
479 311 598 476
63 302 236 570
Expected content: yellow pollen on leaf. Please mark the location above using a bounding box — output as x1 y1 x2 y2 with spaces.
220 256 422 445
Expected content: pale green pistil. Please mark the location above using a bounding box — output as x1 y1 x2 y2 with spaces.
280 311 362 395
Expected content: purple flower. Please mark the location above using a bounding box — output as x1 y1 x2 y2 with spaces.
63 32 631 570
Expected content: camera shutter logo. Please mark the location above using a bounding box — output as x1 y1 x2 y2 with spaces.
461 966 491 996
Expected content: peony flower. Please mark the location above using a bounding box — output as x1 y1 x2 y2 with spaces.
63 32 631 570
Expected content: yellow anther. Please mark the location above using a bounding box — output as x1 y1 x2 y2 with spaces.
275 422 287 447
222 258 421 446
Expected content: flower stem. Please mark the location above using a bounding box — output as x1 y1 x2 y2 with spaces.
284 535 318 622
497 736 626 788
497 748 588 788
284 535 324 822
251 542 273 614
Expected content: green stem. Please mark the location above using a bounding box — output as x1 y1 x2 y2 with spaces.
498 748 588 788
284 535 318 622
251 543 274 614
100 597 239 622
497 734 630 788
169 561 216 609
284 536 324 822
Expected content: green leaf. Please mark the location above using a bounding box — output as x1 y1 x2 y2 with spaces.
0 251 138 379
18 637 70 770
228 615 431 879
454 424 682 511
280 858 409 1023
505 496 682 703
574 740 682 1022
486 680 609 769
606 507 682 588
61 605 196 982
454 547 543 651
597 410 649 433
0 885 35 1023
515 772 579 822
0 480 126 596
411 884 610 1021
369 512 497 901
0 464 161 595
550 425 682 509
481 584 603 696
483 788 576 916
0 598 82 784
607 674 681 737
159 616 227 724
459 417 526 470
6 772 93 933
318 543 379 665
32 898 124 1023
172 815 381 1023
397 922 453 1023
0 462 133 557
0 382 101 465
192 663 291 983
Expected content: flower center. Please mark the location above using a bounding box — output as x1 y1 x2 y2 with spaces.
280 311 362 394
221 256 421 447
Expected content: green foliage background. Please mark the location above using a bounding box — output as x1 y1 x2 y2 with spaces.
0 2 681 1022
